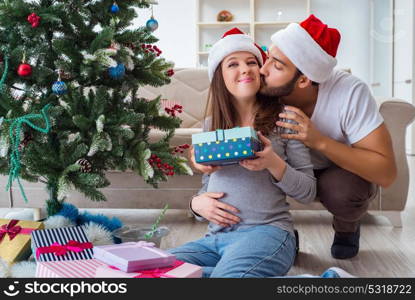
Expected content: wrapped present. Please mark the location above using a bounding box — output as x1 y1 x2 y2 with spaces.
32 226 93 262
93 241 176 273
36 259 106 278
0 219 44 264
192 126 262 166
95 260 202 278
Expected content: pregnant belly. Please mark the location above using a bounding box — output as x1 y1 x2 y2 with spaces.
206 166 283 214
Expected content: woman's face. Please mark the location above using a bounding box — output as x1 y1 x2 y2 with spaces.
221 51 261 100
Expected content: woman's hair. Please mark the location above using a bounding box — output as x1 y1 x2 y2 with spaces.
254 92 284 136
204 62 283 136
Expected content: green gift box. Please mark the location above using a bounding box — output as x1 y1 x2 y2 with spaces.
192 127 262 166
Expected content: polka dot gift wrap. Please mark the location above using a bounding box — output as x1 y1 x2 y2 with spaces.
192 127 263 166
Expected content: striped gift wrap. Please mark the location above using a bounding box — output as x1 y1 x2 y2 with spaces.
31 226 94 262
36 259 106 278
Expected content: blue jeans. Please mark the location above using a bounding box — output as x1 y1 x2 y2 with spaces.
167 225 296 278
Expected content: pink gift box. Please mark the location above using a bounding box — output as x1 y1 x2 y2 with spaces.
36 259 106 278
93 241 176 273
95 260 202 278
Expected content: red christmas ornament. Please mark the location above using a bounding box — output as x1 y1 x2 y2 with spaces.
17 63 32 77
27 13 41 28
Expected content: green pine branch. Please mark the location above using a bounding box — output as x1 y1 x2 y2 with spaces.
0 0 190 214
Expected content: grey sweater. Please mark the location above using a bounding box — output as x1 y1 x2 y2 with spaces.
192 126 316 237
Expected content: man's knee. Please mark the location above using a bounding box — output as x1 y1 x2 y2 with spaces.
317 166 373 214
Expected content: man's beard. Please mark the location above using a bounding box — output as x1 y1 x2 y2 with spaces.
259 72 300 98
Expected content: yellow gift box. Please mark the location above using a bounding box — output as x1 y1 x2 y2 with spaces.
0 219 44 264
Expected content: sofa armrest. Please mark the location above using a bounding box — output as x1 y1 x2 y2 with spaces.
379 100 415 211
149 128 202 146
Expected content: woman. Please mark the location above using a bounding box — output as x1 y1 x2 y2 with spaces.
168 28 316 278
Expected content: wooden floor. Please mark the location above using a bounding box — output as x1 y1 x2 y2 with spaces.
1 157 414 277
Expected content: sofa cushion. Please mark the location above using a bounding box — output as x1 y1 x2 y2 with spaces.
138 68 210 129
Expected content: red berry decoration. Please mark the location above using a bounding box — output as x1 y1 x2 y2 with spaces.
147 154 175 176
166 69 175 77
164 104 183 117
17 63 32 77
124 43 135 50
141 44 162 57
18 132 33 152
172 144 190 154
27 13 41 28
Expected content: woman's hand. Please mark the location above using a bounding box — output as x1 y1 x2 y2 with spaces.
239 132 287 180
189 145 222 174
191 192 240 227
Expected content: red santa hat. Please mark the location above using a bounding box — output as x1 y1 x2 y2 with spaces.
271 15 341 83
208 28 267 81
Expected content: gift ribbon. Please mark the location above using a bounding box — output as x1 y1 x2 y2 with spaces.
36 240 93 259
0 219 35 242
108 260 185 278
100 241 170 257
113 241 155 248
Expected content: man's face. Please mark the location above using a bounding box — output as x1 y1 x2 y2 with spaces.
259 45 300 97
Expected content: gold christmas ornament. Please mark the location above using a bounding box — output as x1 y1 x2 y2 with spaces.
217 10 233 22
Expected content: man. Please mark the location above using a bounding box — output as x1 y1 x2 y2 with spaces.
259 15 397 259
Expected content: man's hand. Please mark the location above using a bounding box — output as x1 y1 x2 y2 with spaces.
191 192 240 227
276 107 396 187
276 105 327 151
189 145 221 174
239 132 287 181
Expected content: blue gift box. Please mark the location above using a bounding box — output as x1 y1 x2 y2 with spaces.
192 127 262 166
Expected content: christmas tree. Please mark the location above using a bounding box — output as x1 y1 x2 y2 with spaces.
0 0 192 216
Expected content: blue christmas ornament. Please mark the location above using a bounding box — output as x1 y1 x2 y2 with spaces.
109 2 119 13
108 63 125 80
52 80 68 95
146 17 159 32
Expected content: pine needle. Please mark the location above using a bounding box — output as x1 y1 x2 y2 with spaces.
144 203 169 239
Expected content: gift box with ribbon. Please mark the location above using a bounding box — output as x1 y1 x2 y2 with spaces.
192 126 262 166
36 259 106 278
93 241 176 273
0 219 44 264
31 226 93 262
95 259 202 278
